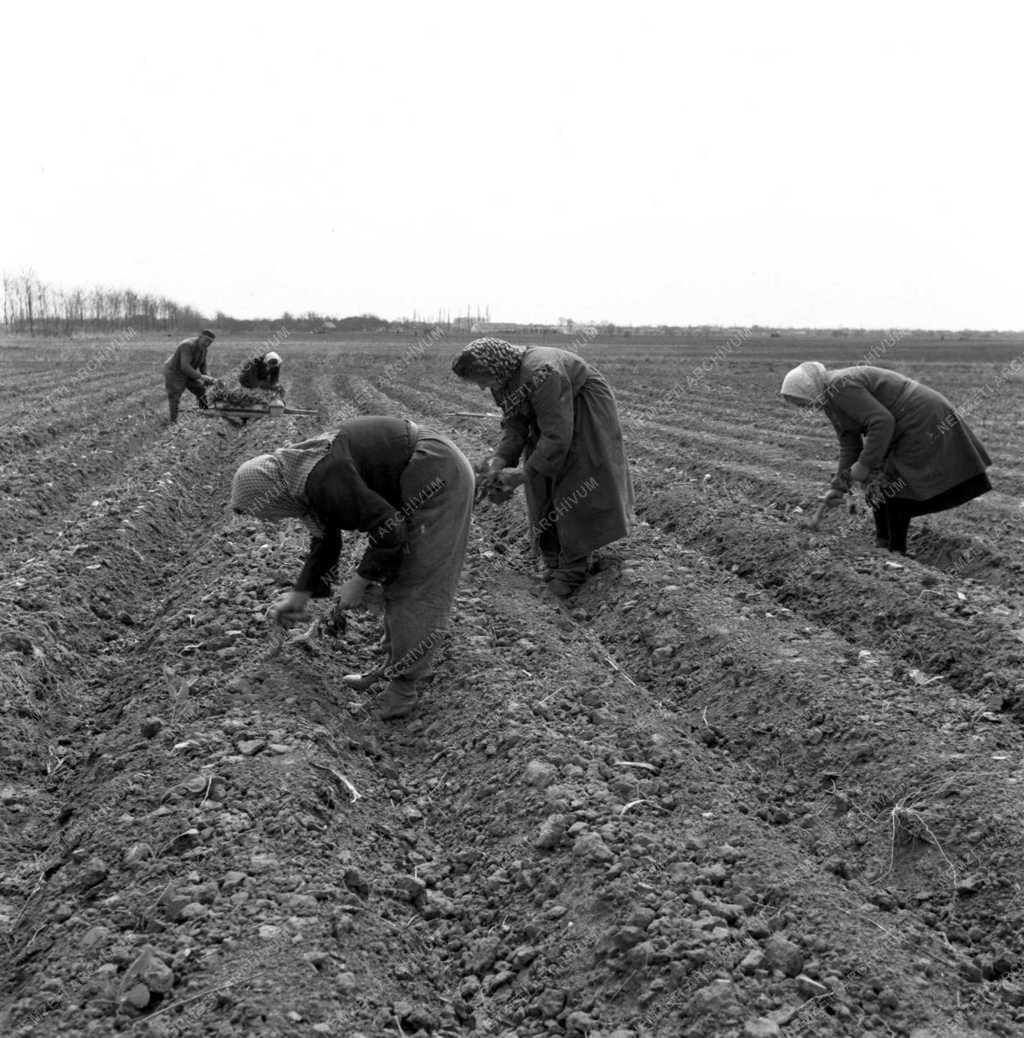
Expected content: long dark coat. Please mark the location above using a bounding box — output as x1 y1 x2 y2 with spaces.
239 354 281 390
823 366 991 501
493 346 633 557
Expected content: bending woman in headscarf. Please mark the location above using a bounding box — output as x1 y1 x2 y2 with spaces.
452 337 634 596
780 362 992 553
239 351 284 394
230 416 475 720
209 351 286 413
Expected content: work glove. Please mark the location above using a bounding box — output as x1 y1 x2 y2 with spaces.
829 469 853 493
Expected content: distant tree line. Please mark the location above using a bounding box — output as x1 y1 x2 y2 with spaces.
1 269 207 336
212 311 391 334
5 270 1017 340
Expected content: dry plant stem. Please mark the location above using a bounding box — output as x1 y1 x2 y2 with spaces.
310 761 362 802
888 802 959 889
599 651 638 688
621 798 665 815
129 973 266 1027
8 873 46 941
792 990 836 1019
837 906 958 968
264 625 286 660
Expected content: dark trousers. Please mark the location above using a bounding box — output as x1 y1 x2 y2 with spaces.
165 376 209 421
873 473 991 552
537 517 589 586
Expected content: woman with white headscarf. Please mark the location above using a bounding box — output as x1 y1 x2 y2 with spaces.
230 416 475 720
780 362 991 553
239 351 284 393
209 351 287 415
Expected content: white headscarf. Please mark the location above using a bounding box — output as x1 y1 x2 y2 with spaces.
780 361 827 404
230 435 333 528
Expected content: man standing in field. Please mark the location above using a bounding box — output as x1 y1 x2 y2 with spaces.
163 329 216 423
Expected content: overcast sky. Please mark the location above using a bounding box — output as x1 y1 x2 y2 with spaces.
3 1 1021 329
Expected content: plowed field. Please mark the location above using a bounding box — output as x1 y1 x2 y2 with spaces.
2 332 1023 1038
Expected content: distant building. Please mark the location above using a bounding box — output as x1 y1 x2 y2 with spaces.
470 321 553 336
557 317 598 336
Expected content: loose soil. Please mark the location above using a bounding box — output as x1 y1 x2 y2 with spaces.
2 333 1024 1038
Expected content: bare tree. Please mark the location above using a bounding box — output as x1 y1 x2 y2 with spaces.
0 269 210 337
21 270 36 336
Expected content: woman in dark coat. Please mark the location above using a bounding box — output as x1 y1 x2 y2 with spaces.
780 362 992 553
452 337 634 596
239 351 283 393
230 416 475 719
209 351 285 415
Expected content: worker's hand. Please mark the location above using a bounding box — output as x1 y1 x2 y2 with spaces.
820 488 845 509
267 590 311 626
336 575 369 608
830 469 852 493
484 456 505 476
849 461 870 483
497 468 526 490
201 374 217 386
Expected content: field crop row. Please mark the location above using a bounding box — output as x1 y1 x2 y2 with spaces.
2 333 1023 1037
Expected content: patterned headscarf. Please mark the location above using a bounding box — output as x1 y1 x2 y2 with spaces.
230 435 334 527
451 338 526 386
780 361 828 404
452 338 528 413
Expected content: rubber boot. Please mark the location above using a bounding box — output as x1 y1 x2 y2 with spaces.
342 669 385 692
375 679 419 721
872 505 890 549
548 553 589 598
889 514 910 555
